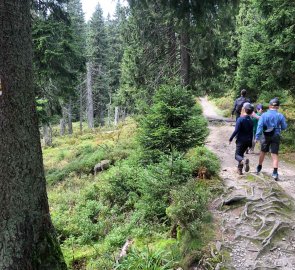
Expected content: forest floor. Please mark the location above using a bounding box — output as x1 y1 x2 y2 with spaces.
200 97 295 270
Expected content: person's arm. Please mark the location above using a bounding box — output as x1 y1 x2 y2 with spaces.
252 112 260 119
229 118 241 142
255 115 264 140
231 100 237 116
280 115 287 131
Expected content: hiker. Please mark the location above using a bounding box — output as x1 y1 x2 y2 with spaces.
255 98 287 180
240 102 260 154
250 104 263 153
231 89 250 121
229 103 254 175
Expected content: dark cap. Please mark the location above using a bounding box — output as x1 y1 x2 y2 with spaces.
269 98 280 106
256 104 263 110
243 102 254 111
244 103 254 115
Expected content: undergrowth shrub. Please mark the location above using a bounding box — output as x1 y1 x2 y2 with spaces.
46 148 106 185
98 159 141 210
166 179 210 237
135 155 192 222
114 247 176 270
187 146 220 179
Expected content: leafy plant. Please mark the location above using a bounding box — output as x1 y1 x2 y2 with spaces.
187 146 220 179
166 180 210 236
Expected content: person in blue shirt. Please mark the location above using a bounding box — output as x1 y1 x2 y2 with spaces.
255 98 287 180
229 103 254 175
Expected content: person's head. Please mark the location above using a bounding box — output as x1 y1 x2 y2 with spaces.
256 104 263 113
269 98 280 110
241 89 247 97
244 103 254 115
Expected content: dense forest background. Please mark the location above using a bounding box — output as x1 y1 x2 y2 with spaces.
34 0 295 138
2 0 294 269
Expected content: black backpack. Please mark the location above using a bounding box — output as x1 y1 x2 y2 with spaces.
235 97 249 114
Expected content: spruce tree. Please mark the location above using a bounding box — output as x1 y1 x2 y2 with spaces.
139 84 208 162
0 0 66 267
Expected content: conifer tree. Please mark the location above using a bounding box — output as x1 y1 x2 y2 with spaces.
139 84 208 162
87 4 109 126
0 0 66 267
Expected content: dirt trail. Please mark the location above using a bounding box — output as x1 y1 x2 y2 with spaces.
200 97 295 270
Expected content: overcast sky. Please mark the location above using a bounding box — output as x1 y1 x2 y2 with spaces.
81 0 127 21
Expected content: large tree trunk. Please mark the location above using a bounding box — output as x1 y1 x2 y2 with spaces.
0 1 66 269
86 62 94 129
180 27 190 87
168 24 177 69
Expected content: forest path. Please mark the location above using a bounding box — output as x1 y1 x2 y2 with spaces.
200 97 295 270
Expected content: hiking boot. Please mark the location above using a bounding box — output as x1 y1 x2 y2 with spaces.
237 162 244 175
256 165 262 174
245 159 250 172
272 172 279 181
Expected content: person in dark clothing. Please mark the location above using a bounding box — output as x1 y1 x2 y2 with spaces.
231 89 250 121
229 103 254 175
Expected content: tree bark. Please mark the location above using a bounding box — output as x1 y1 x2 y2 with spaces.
60 106 67 136
168 24 177 69
43 123 53 147
114 106 120 126
99 109 105 126
180 26 190 87
68 98 73 135
79 85 83 133
86 62 94 129
0 1 66 269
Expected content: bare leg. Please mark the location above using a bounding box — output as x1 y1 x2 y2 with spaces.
271 153 279 168
259 151 266 165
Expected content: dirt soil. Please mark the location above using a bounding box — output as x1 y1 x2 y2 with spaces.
200 97 295 270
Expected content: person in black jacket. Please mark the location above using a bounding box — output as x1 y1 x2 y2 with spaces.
229 103 254 175
231 89 250 121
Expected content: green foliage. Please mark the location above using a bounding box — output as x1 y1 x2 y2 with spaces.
139 84 208 161
46 145 106 185
235 0 295 99
114 247 176 270
46 120 220 269
98 159 141 210
166 180 210 236
135 155 193 222
187 146 220 179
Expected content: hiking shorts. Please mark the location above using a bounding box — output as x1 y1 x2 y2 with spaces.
260 134 280 154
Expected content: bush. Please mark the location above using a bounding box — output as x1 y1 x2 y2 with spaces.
139 84 208 162
166 179 210 236
186 146 220 179
135 155 193 222
98 159 141 211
